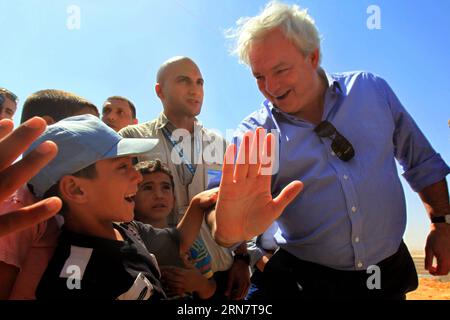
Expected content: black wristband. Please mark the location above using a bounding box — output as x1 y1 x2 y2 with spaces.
431 214 450 224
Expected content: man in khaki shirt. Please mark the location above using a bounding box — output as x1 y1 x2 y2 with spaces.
120 56 251 299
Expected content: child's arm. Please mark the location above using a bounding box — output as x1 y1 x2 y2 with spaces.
176 188 218 254
161 265 217 299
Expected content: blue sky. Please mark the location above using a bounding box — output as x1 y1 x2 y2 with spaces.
1 0 449 251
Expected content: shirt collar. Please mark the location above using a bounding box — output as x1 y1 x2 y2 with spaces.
318 67 343 95
155 112 203 132
155 112 170 130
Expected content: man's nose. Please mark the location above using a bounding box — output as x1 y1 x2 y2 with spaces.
265 75 282 96
189 83 202 96
106 113 116 121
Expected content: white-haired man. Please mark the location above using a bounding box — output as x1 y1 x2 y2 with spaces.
219 1 449 299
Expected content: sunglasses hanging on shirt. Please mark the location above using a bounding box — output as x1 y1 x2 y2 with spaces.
314 120 355 162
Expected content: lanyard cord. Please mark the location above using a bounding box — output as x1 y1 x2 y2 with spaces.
161 126 197 176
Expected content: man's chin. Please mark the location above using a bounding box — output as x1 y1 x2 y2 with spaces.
185 103 201 115
272 102 290 113
122 214 134 223
191 108 201 117
273 100 302 115
119 210 135 223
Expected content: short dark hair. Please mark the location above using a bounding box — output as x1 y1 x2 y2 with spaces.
135 159 175 190
105 96 137 119
0 87 18 103
39 163 98 216
20 89 99 124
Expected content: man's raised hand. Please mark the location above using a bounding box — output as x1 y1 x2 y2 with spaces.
212 128 303 246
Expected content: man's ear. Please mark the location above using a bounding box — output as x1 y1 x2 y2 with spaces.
132 118 138 125
155 83 164 100
59 175 88 204
41 115 55 125
309 48 320 69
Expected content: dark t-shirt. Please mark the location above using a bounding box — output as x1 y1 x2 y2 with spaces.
128 221 184 268
36 223 166 300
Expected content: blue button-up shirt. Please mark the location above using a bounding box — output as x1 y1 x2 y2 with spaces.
233 70 449 271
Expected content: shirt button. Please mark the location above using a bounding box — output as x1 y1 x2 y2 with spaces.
343 175 349 180
355 237 360 243
351 206 357 213
331 151 336 156
357 262 363 268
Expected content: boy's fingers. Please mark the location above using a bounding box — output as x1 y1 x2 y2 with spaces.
181 254 195 269
199 188 219 207
0 197 62 237
0 141 58 200
0 117 48 171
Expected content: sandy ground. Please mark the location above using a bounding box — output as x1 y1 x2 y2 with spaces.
407 255 449 300
407 278 450 300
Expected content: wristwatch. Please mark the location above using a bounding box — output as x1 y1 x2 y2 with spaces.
431 214 450 224
233 253 251 265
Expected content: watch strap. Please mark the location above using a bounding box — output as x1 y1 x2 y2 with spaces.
431 214 450 224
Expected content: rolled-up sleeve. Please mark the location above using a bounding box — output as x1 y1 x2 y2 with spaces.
375 76 450 192
402 153 450 192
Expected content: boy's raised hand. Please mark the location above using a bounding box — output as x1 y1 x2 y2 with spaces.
0 117 62 238
192 188 218 210
213 128 303 246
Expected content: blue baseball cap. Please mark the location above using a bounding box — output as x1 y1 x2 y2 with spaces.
26 114 158 199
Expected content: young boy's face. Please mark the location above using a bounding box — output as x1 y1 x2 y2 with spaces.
134 171 175 223
80 156 142 222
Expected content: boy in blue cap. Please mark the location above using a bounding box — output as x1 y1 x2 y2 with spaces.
28 115 217 300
